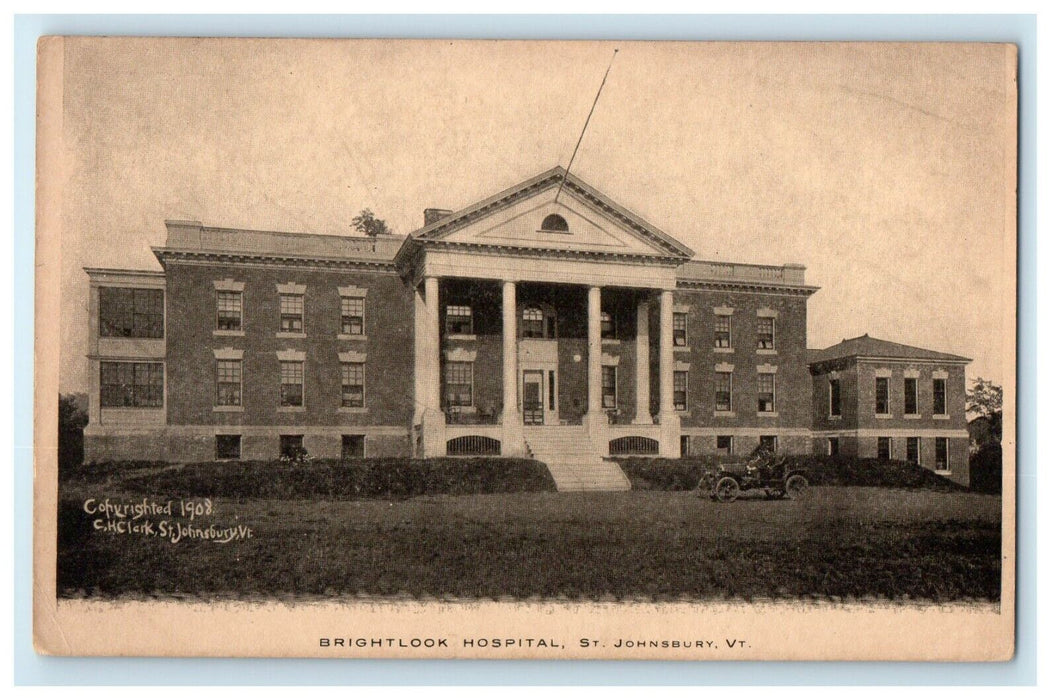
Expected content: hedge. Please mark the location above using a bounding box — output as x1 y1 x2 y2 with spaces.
112 458 557 500
613 455 968 493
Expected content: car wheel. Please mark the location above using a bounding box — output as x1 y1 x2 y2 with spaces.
714 476 740 503
784 474 809 500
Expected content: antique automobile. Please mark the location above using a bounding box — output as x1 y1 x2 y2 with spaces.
695 447 809 502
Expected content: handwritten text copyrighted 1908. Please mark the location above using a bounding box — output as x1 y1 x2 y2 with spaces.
82 497 253 543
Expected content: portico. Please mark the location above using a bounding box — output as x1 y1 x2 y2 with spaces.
395 166 696 460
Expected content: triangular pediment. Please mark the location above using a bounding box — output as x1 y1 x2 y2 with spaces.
413 167 695 259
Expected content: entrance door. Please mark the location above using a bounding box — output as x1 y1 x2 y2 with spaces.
523 370 544 425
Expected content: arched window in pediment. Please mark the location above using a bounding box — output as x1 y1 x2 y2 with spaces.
541 214 570 233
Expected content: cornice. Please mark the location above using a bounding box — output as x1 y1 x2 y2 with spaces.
809 355 971 373
676 278 819 297
421 239 687 267
153 248 397 274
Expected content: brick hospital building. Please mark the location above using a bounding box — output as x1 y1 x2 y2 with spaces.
83 168 972 487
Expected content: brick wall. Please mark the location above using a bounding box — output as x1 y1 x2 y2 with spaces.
810 360 859 432
853 361 967 432
672 289 811 431
165 262 415 429
440 281 503 417
808 357 970 480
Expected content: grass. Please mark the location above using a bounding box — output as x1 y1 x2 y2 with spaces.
57 473 1001 601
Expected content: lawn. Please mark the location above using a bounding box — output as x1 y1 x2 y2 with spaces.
57 476 1002 602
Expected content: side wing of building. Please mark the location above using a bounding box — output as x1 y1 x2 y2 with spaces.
85 222 416 462
808 335 973 485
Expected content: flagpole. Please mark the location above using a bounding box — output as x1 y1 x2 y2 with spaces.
555 49 619 203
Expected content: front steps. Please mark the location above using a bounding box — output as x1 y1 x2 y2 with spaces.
524 426 631 492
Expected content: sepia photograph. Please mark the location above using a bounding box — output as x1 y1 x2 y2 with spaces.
33 37 1017 660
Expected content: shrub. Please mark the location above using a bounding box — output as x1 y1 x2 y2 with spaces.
60 460 171 487
115 458 557 500
610 456 721 491
58 393 88 473
788 455 967 492
613 455 968 492
969 443 1002 494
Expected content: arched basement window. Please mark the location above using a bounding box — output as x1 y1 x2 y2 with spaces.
541 214 569 233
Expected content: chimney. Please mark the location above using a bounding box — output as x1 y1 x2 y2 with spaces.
423 208 452 227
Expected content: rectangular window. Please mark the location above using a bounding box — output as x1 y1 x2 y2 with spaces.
829 379 841 417
673 312 687 347
341 362 365 408
445 304 472 335
760 435 777 452
341 434 366 460
673 370 688 411
714 315 731 348
602 366 617 409
341 297 365 336
680 435 691 457
756 317 775 350
280 435 304 460
715 371 732 412
99 287 164 338
828 437 840 456
875 377 890 415
601 311 616 340
216 291 242 331
904 377 918 415
279 361 304 407
757 373 775 413
717 435 733 455
215 435 241 460
907 437 920 465
215 359 242 406
933 378 947 415
548 370 556 411
445 361 474 407
877 437 892 461
280 294 304 333
935 437 949 471
522 307 545 338
100 361 164 408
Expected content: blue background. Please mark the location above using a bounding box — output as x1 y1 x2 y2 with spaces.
12 13 1037 686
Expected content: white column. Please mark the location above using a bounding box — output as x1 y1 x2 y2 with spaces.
657 289 679 456
500 280 524 455
587 286 603 414
501 281 519 423
420 276 445 457
633 298 652 424
583 285 608 455
658 290 674 414
413 286 426 417
423 277 441 411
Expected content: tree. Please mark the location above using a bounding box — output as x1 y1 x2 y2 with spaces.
350 209 392 237
966 377 1002 447
59 393 89 472
967 377 1002 418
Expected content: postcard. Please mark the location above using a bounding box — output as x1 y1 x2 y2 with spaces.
34 38 1017 659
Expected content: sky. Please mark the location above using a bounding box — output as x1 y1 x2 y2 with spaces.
58 39 1014 392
